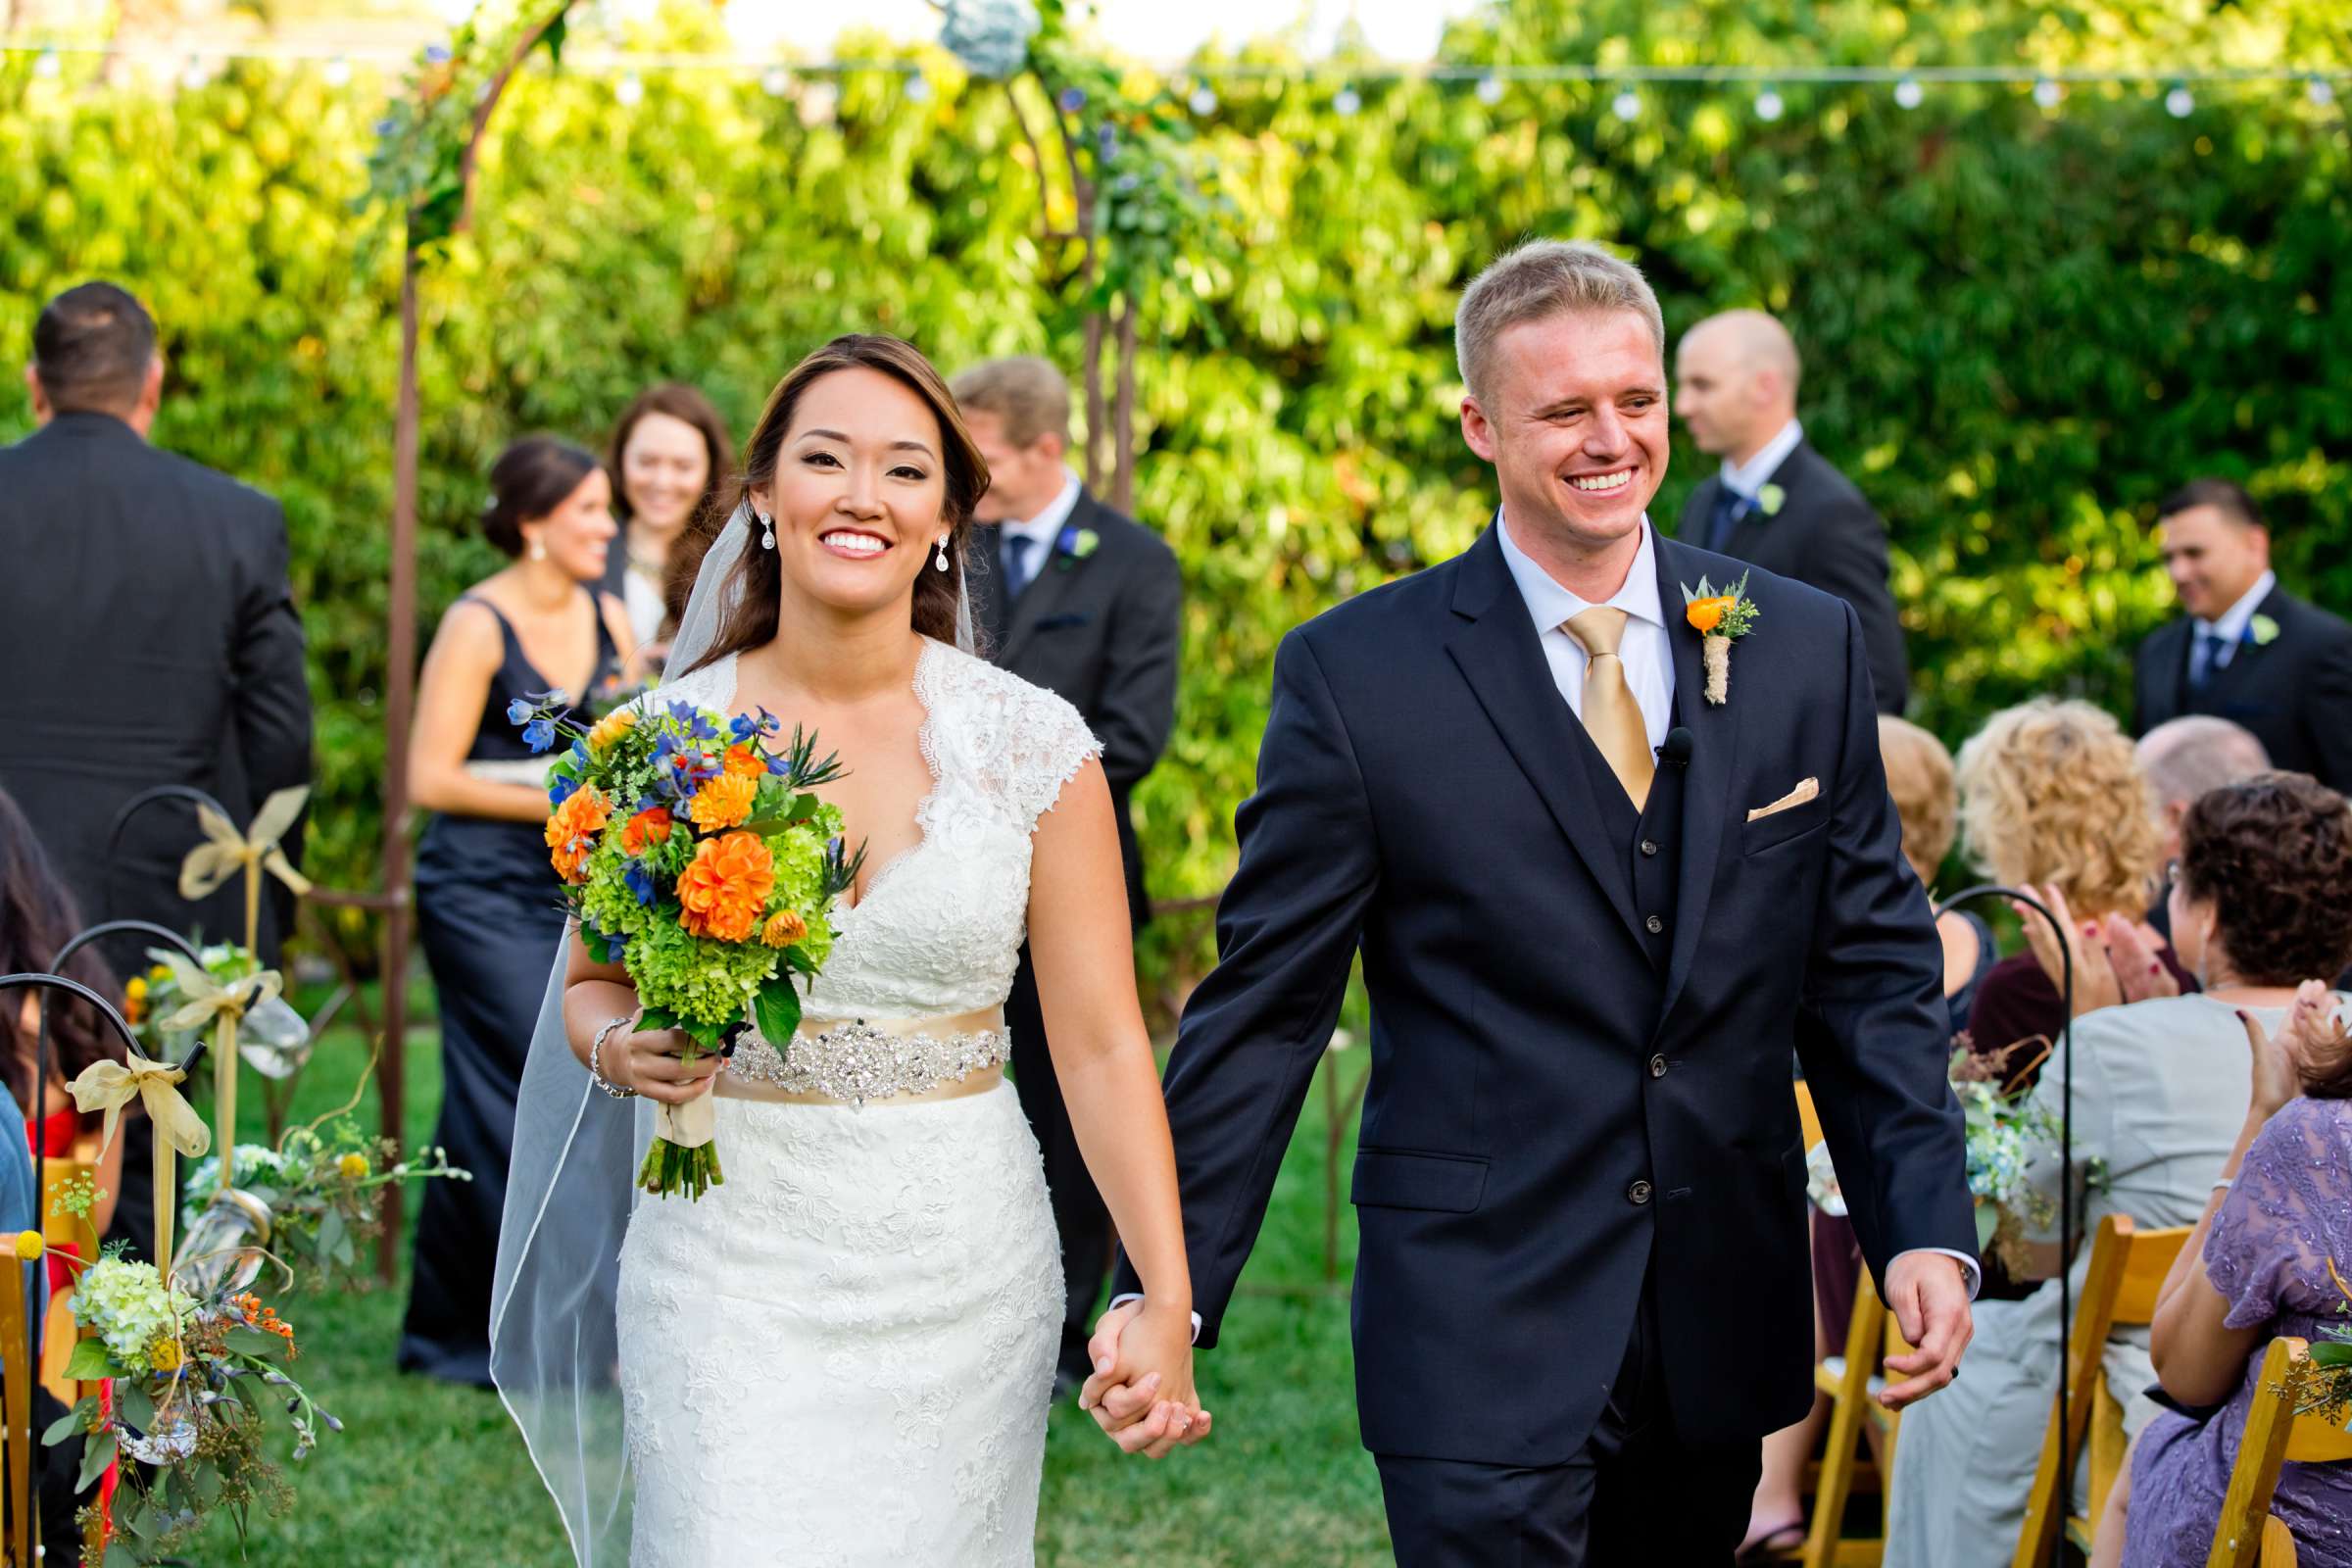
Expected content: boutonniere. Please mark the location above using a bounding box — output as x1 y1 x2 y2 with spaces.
1681 571 1760 706
1054 524 1101 570
1755 483 1786 517
2248 613 2280 648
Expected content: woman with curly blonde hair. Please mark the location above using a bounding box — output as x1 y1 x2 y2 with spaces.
1955 699 2186 1087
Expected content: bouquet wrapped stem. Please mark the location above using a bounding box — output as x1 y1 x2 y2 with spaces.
518 693 863 1200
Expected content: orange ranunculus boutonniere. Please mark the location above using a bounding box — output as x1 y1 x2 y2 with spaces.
1677 572 1760 707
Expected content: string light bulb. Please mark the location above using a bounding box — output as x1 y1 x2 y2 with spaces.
1611 87 1641 122
904 73 932 102
323 56 352 87
1189 84 1217 115
1333 86 1361 116
33 48 62 79
2034 77 2064 109
1476 74 1503 105
614 72 644 107
763 67 791 97
2165 84 2194 118
1894 76 1924 110
2308 77 2335 107
1754 87 1785 122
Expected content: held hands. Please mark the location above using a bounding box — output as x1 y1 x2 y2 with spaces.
610 1015 721 1106
1076 1298 1212 1458
1878 1251 1974 1410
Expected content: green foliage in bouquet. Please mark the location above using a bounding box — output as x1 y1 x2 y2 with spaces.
182 1121 468 1291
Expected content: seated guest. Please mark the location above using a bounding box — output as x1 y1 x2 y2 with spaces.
2134 715 2269 942
2132 478 2352 795
0 786 124 1259
2102 850 2352 1567
1956 699 2180 1075
1886 772 2352 1568
1743 715 1992 1557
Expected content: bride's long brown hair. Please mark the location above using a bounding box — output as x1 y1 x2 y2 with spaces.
683 334 990 674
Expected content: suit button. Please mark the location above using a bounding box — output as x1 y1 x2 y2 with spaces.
1648 1054 1668 1079
1640 839 1659 857
1644 914 1664 935
1627 1180 1653 1205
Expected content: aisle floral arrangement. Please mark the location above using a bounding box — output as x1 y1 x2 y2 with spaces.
510 690 862 1198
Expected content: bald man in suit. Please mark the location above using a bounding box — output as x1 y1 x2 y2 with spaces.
1674 312 1908 713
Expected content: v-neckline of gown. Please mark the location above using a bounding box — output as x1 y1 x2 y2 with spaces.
716 637 945 920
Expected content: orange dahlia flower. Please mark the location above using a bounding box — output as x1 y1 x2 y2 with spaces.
760 908 808 949
545 787 612 884
677 832 775 943
723 743 766 779
1686 596 1736 634
620 806 674 856
688 772 759 832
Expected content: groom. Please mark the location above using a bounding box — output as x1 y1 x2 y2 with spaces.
1092 241 1977 1562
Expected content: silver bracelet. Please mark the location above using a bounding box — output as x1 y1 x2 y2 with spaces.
2211 1178 2233 1194
589 1014 638 1100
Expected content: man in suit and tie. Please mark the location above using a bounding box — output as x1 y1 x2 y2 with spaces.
0 282 312 1259
2132 477 2352 794
952 356 1183 1393
1673 310 1909 714
1087 241 1974 1560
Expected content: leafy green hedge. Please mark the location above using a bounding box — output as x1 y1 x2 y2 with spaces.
4 0 2346 993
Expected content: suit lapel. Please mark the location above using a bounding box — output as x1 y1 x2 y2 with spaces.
1000 494 1094 662
1653 534 1742 1024
1444 528 1646 952
1721 443 1807 563
2199 586 2288 707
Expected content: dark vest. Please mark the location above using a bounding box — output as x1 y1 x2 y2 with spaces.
1565 699 1689 977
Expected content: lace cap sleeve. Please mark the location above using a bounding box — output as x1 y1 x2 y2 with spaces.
2204 1097 2352 1330
999 676 1102 833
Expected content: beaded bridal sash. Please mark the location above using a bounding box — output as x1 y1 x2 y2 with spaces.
717 1007 1010 1108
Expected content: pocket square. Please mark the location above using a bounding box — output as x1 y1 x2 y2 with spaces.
1746 777 1820 822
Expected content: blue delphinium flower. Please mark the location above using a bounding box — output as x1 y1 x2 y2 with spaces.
521 717 557 754
548 772 580 808
507 697 535 727
623 860 658 907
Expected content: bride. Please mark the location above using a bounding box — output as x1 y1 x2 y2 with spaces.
489 334 1204 1565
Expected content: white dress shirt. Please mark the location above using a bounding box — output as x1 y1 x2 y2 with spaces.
1721 416 1805 501
2192 568 2277 673
1494 511 1674 749
995 470 1084 593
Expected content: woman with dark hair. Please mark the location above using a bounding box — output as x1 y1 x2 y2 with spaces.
603 383 733 662
2090 776 2352 1568
1891 771 2352 1568
494 336 1200 1561
399 437 631 1386
0 785 125 1250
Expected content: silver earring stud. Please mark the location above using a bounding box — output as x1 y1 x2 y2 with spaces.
935 535 951 572
758 512 775 551
530 540 547 562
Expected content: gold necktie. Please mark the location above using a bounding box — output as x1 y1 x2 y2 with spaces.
1566 607 1654 809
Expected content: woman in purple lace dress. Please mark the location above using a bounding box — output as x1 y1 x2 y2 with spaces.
2103 817 2352 1568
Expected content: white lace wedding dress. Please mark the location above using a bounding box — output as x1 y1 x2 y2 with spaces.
612 637 1098 1566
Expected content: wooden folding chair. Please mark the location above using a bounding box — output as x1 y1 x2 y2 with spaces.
38 1160 98 1406
2009 1214 2193 1568
2203 1336 2352 1568
1799 1262 1914 1568
0 1252 29 1566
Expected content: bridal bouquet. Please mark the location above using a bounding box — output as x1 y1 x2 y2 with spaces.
514 692 861 1199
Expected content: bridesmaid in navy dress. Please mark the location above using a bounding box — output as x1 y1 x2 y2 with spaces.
399 438 635 1385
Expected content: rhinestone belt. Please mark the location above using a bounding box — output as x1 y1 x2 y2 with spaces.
720 1009 1010 1108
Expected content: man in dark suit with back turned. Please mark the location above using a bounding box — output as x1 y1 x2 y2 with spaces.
1674 310 1909 714
0 283 312 1259
953 356 1182 1393
2132 477 2352 795
1087 241 1973 1561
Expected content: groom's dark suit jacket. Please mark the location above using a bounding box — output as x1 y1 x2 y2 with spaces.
1117 524 1973 1466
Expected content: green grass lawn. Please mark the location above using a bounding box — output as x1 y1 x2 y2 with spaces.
160 1023 1391 1566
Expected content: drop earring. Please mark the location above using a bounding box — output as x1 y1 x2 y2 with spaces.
529 539 547 562
758 511 776 551
935 534 951 572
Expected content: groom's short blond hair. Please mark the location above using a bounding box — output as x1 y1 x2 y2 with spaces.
1454 240 1665 404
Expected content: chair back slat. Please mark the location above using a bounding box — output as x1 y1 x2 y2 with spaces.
0 1256 29 1566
